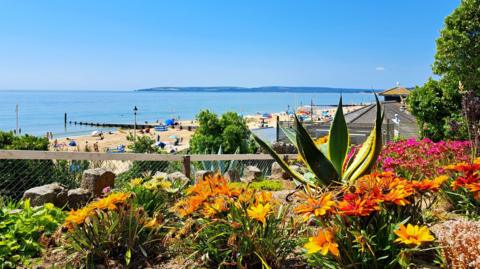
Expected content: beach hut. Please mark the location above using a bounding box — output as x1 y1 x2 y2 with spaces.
379 85 410 102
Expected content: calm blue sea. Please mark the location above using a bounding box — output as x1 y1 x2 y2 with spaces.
0 90 375 138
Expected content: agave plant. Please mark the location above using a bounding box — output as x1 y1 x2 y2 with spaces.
252 94 384 187
201 146 244 175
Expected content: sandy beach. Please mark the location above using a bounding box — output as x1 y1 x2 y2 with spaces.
50 120 196 153
49 106 365 152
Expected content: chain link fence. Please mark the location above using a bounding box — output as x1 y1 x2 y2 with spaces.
0 151 291 200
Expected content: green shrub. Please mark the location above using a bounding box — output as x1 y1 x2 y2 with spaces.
229 180 284 191
0 200 65 268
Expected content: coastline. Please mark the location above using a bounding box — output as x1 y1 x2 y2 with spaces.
49 105 365 153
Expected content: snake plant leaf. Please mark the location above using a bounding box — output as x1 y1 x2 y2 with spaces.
294 115 338 185
328 96 350 176
280 126 297 148
251 133 311 186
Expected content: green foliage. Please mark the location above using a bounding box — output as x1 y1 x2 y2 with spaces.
124 175 188 216
193 204 298 268
408 78 466 141
409 0 480 140
190 110 254 154
0 131 83 199
127 135 160 153
433 0 480 94
253 95 383 187
228 180 284 192
0 200 65 268
63 194 168 267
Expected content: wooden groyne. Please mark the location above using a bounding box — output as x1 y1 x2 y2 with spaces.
69 121 197 131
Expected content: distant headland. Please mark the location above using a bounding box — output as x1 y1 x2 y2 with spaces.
136 86 381 93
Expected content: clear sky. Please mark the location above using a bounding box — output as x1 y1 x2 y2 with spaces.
0 0 460 90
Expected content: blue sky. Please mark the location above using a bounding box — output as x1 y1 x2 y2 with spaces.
0 0 460 90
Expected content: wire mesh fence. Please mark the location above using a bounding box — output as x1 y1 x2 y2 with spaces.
0 151 290 200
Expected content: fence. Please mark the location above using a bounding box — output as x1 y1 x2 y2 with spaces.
276 120 418 145
0 150 296 199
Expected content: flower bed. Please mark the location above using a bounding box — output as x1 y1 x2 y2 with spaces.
1 138 480 268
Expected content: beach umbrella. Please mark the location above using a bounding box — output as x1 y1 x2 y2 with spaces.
165 119 175 126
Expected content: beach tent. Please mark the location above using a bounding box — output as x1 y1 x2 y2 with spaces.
165 119 175 126
68 140 77 146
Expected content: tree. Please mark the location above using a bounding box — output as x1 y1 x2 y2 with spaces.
409 0 480 141
189 110 253 154
433 0 480 94
408 79 465 141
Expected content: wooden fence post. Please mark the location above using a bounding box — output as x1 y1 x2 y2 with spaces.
183 155 191 178
276 115 280 142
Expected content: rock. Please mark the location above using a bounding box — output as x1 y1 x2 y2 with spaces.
195 170 213 183
67 188 91 209
242 166 262 183
224 170 241 182
23 183 68 207
167 171 190 184
271 142 297 154
153 171 168 180
270 162 291 180
81 168 115 197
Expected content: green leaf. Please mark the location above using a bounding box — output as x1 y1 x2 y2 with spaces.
328 96 350 176
294 115 338 185
125 248 131 265
251 133 312 187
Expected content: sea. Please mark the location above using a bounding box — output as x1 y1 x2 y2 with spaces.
0 90 376 140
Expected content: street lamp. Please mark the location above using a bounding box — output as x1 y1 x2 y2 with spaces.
133 106 138 141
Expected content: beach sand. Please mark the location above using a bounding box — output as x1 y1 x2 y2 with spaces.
50 106 365 152
50 121 195 153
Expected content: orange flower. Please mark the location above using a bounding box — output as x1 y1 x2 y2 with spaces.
448 162 480 191
411 175 448 192
254 191 275 205
295 192 336 220
304 229 339 256
203 197 229 218
394 224 434 247
337 194 380 217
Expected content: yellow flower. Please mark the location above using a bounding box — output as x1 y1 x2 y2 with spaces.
394 224 434 247
159 181 172 189
304 229 339 256
144 218 160 229
129 178 143 187
247 203 272 224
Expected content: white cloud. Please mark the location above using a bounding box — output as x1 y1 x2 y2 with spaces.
376 66 385 71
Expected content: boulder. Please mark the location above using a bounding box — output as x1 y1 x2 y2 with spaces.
167 171 190 185
81 168 115 197
195 170 213 183
270 162 291 180
67 188 91 209
224 170 241 182
23 183 68 207
241 166 262 183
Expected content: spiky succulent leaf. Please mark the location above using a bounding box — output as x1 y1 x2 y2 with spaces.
251 133 312 187
294 115 338 185
328 96 350 176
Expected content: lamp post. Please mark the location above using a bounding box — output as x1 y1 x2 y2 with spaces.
133 106 138 141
